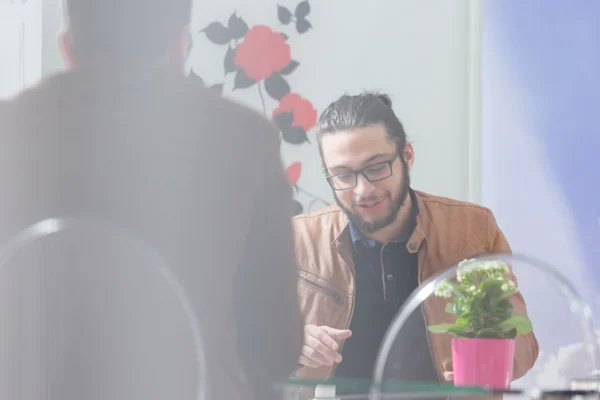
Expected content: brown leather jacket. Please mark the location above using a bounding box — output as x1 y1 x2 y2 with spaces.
292 190 539 382
0 67 303 400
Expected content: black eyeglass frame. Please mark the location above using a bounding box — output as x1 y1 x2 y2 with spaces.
326 154 399 191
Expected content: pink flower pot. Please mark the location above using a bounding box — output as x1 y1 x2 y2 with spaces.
451 338 516 389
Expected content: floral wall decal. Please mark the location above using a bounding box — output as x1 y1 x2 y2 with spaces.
285 161 302 187
190 1 329 215
273 93 317 144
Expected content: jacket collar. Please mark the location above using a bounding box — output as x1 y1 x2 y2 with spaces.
407 190 428 254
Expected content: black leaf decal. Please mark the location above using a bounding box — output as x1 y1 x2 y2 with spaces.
296 18 312 34
227 12 249 39
277 5 293 25
282 127 309 145
188 71 205 86
280 60 300 75
295 1 310 19
233 68 257 90
224 46 236 75
201 22 231 45
293 199 304 215
273 112 294 131
264 73 291 101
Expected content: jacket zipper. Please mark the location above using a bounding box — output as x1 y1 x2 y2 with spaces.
329 253 356 379
298 276 345 305
331 290 355 378
298 276 350 377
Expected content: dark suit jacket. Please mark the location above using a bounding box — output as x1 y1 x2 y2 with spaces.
0 65 303 400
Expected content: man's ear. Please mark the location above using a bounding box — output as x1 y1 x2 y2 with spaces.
58 30 75 68
404 141 415 172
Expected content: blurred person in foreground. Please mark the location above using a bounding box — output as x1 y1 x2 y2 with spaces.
292 92 538 390
0 0 303 399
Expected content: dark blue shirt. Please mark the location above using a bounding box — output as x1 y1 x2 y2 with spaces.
335 189 438 387
346 191 419 306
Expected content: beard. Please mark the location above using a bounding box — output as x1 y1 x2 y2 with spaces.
334 159 410 234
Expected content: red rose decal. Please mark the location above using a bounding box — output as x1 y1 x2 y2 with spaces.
286 161 302 186
273 93 317 132
234 25 291 80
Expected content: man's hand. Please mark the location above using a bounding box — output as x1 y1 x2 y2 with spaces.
299 325 352 368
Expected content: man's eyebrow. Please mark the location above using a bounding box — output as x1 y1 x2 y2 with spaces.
328 153 389 172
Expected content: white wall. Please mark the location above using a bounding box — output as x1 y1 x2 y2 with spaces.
0 0 42 98
41 0 63 77
190 0 480 208
41 0 482 210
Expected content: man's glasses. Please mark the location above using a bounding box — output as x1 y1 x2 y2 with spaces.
326 155 398 190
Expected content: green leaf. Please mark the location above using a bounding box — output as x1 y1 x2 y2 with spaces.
454 303 468 316
499 322 516 332
456 316 472 326
475 328 505 338
427 323 454 334
448 281 468 295
495 299 513 311
446 325 471 338
500 314 533 335
445 303 455 314
479 279 504 300
501 327 518 339
428 323 471 338
489 303 513 320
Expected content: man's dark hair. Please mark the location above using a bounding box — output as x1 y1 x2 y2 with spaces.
316 92 408 157
64 0 193 61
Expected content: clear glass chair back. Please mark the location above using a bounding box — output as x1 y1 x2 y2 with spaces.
0 217 207 400
371 253 600 399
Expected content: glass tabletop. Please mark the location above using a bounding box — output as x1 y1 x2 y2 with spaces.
276 378 600 399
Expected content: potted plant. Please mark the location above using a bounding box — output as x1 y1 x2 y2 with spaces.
427 259 533 389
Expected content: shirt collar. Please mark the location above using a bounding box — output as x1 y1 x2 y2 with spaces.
348 188 420 247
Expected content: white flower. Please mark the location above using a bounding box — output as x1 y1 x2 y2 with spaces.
456 259 476 282
481 261 494 270
501 280 517 292
434 280 453 298
491 261 510 274
458 259 510 277
457 258 475 270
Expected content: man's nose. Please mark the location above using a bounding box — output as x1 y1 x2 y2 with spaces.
354 174 376 197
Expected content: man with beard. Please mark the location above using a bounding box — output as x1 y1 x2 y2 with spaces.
292 92 538 389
